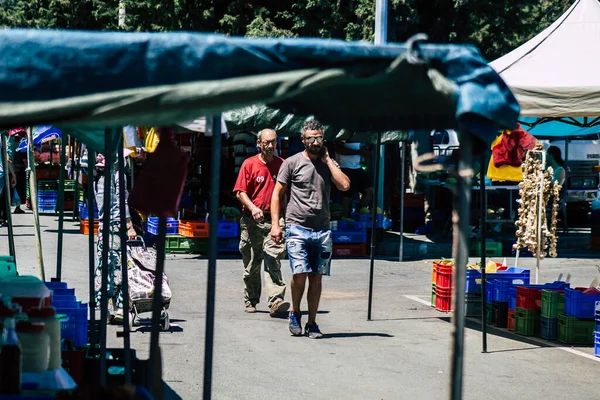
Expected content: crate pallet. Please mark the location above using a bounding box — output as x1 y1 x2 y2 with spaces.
564 288 600 319
540 316 558 340
557 314 594 345
541 290 565 319
163 235 208 254
515 308 540 336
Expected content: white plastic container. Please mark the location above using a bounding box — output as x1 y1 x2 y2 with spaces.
16 321 50 373
28 307 61 370
0 275 52 310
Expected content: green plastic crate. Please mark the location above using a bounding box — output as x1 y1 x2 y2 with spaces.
163 235 208 254
485 302 493 324
431 284 436 307
64 180 76 192
465 293 483 318
470 242 502 258
540 290 565 319
557 314 594 345
515 308 540 336
37 180 58 192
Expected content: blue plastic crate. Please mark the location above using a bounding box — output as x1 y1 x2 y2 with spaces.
51 287 75 297
509 286 517 310
357 213 383 228
147 217 179 236
38 203 57 213
564 288 600 319
493 280 513 302
465 267 531 294
540 316 558 340
218 221 239 238
38 191 57 202
45 281 67 290
595 332 600 357
56 302 88 347
332 229 367 243
53 294 76 303
485 280 495 303
218 238 239 253
80 204 99 220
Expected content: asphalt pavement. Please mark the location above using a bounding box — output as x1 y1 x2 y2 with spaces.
2 212 600 399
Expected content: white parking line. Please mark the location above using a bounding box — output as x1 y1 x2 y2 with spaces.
403 295 600 363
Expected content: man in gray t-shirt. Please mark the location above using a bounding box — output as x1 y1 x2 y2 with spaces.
270 119 350 339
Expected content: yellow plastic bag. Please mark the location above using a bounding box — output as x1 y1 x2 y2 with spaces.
145 127 160 153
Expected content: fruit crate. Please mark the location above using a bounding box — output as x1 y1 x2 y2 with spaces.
332 242 367 257
557 313 594 345
493 280 513 303
37 180 58 192
80 219 99 235
595 332 600 358
431 263 437 285
509 286 517 310
515 308 540 336
147 217 179 236
540 316 558 340
516 282 570 311
470 241 502 257
507 309 515 331
163 235 208 254
217 238 239 253
178 220 209 238
217 220 239 238
63 179 76 192
332 221 367 243
541 290 565 319
435 263 453 289
564 288 600 319
357 213 383 228
493 301 509 328
435 287 452 312
486 302 493 324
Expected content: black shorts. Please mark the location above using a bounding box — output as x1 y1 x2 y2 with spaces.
341 167 373 197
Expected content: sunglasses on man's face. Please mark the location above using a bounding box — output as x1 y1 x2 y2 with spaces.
305 136 324 144
260 140 277 146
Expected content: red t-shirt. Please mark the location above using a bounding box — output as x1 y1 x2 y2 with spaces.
233 155 284 214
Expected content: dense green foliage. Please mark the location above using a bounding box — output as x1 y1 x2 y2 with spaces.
0 0 572 61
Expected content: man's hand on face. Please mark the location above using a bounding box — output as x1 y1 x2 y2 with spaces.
320 146 330 163
251 207 264 222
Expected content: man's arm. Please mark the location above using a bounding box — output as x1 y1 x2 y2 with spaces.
235 190 263 222
269 182 288 243
322 149 350 192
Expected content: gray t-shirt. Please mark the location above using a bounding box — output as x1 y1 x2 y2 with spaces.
277 152 331 231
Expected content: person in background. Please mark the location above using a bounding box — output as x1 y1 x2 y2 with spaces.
10 131 27 214
334 140 373 217
270 119 350 338
0 132 17 226
547 146 566 185
93 151 137 324
233 129 289 316
233 130 257 177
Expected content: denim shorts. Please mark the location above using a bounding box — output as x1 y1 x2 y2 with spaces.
285 224 332 275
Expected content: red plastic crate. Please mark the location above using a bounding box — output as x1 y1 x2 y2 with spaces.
332 242 367 257
435 287 452 312
507 309 515 331
435 264 453 289
516 287 542 311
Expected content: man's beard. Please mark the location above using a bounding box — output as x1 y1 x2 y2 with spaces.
262 148 274 156
306 145 321 155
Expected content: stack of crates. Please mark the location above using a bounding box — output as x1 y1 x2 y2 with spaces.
508 286 517 331
153 218 241 254
216 220 240 254
539 290 565 340
595 301 600 357
490 280 511 328
434 261 453 312
37 180 58 213
45 281 88 347
79 202 99 235
479 267 531 325
557 288 600 345
332 221 367 257
514 281 570 337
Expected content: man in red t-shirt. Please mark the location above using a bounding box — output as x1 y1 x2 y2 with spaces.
233 129 289 316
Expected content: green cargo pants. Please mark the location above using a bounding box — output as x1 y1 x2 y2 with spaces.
239 215 286 308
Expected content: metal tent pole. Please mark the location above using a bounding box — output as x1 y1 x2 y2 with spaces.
117 134 133 385
203 115 222 400
88 149 97 338
449 132 472 400
399 141 405 262
479 152 487 353
2 135 16 263
149 217 166 400
73 141 83 221
56 136 67 281
27 127 45 281
374 0 387 213
99 127 114 386
367 133 382 321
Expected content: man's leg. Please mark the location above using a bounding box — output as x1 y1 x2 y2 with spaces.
240 216 263 311
290 273 307 315
359 187 374 209
306 273 323 325
262 219 289 316
285 225 312 335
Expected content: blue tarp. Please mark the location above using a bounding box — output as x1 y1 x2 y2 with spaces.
0 29 520 151
519 117 600 138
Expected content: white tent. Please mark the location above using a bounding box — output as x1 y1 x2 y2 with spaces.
490 0 600 118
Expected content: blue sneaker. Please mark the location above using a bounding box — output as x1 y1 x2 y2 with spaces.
304 322 323 339
288 312 302 336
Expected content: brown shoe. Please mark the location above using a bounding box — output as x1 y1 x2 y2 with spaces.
245 305 257 313
269 300 290 317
